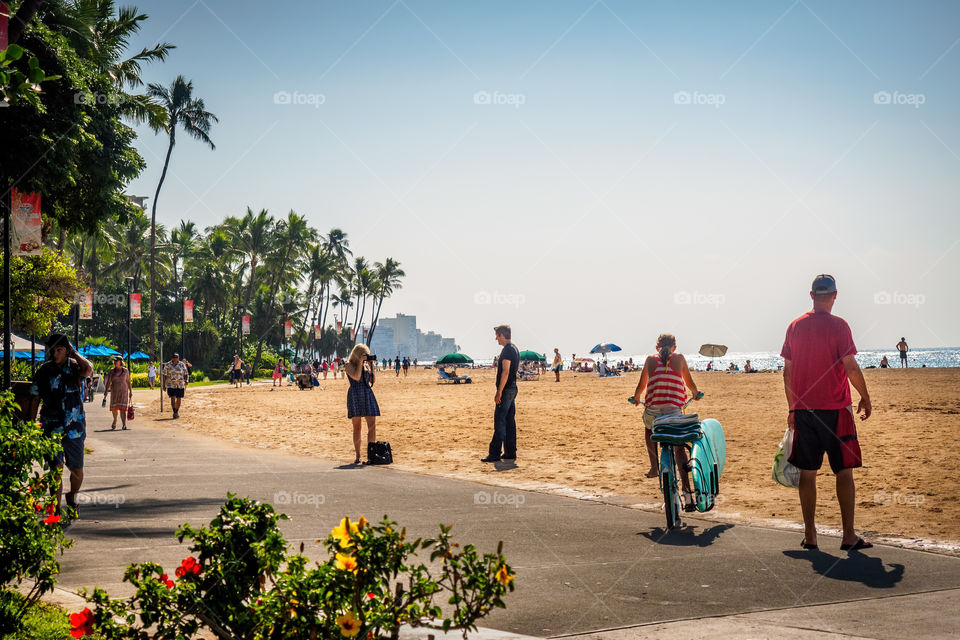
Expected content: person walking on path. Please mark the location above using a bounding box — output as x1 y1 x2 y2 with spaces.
147 362 157 389
482 325 520 463
231 354 244 388
631 334 702 508
402 357 409 376
103 356 133 430
395 356 401 377
896 337 909 368
781 274 873 552
345 344 380 465
30 333 93 515
272 359 284 387
244 361 252 385
552 348 563 382
162 353 190 419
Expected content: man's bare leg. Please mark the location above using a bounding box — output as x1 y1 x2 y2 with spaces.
836 468 861 546
799 469 818 545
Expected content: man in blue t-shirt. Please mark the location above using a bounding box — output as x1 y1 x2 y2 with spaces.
31 333 93 515
483 325 520 462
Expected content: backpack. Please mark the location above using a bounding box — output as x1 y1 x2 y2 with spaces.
366 441 393 465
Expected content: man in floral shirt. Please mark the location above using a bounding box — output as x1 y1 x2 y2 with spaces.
31 333 93 515
162 353 190 419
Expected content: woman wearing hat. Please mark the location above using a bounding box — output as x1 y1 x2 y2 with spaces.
104 356 133 430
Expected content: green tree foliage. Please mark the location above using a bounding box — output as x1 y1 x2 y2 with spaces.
6 248 82 337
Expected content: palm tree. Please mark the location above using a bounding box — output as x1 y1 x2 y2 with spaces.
146 75 218 358
170 220 197 287
321 228 352 329
367 258 405 345
227 208 274 317
350 256 370 329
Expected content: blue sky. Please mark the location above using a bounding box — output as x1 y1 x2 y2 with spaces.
125 0 960 358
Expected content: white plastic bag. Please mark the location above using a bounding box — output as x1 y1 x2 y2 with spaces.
772 426 801 488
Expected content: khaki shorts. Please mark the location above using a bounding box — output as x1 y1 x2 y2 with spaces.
642 405 681 430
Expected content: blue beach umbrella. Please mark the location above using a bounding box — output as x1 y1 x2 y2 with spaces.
590 343 622 356
123 351 151 360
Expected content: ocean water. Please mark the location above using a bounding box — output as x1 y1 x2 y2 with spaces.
653 348 960 371
460 348 960 370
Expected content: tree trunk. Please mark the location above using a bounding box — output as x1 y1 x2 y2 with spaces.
150 128 176 359
367 295 385 346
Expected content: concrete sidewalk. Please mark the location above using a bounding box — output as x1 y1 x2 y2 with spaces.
54 404 960 638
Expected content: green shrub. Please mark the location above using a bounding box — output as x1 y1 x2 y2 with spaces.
0 588 73 639
0 392 72 632
80 495 513 639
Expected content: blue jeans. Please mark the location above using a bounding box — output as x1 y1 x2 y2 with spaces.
489 386 518 459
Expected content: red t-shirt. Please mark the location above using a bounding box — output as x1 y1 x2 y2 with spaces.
780 311 857 410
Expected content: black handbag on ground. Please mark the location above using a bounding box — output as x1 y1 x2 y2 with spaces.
367 441 393 465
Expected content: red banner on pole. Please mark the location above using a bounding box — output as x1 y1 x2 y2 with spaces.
79 290 93 319
1 3 9 51
11 189 42 255
130 293 142 319
349 328 356 341
336 319 342 330
284 321 293 337
314 325 322 339
184 300 194 323
242 315 250 335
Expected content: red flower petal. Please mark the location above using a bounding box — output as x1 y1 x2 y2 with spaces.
44 514 61 525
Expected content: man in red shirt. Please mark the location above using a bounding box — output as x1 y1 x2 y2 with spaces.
781 274 873 552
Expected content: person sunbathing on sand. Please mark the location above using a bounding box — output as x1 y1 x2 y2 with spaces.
631 334 701 503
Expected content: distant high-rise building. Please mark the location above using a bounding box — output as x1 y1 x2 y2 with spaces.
373 314 456 360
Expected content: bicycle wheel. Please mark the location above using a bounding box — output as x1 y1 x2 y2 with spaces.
660 445 682 529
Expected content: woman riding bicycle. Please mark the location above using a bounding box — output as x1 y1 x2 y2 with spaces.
632 333 702 510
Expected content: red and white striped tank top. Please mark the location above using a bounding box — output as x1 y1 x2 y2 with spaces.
645 355 687 408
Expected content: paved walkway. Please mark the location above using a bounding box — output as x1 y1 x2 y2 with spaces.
53 403 960 638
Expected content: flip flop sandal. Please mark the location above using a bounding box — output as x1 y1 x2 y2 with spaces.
840 537 873 551
801 539 819 550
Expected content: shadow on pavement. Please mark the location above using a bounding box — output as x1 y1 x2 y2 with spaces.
640 523 734 547
782 550 905 588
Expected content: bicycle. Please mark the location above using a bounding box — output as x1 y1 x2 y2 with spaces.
630 392 725 529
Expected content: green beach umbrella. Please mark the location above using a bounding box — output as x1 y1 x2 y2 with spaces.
436 352 473 364
519 350 546 362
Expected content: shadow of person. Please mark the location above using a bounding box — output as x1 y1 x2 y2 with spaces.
492 460 518 471
782 550 905 589
640 523 734 547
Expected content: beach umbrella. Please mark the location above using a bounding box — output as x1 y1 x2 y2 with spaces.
699 344 728 358
437 352 473 365
699 343 728 369
590 343 622 356
123 351 151 360
518 350 545 362
80 345 121 357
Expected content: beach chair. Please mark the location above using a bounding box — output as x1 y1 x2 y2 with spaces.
518 368 540 381
437 369 472 384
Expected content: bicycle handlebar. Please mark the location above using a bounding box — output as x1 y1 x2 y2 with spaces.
628 391 704 407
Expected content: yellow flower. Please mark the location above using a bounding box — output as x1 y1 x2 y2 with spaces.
331 517 359 548
335 553 358 573
336 611 362 637
495 564 515 586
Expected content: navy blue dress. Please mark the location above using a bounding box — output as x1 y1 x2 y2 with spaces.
347 369 380 418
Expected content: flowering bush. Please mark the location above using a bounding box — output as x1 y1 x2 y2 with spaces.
79 495 514 639
0 391 72 632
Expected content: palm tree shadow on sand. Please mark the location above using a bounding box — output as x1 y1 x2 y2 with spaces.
783 550 905 589
640 523 734 547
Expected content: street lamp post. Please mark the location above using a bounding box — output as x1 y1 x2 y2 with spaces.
125 277 134 372
179 284 186 359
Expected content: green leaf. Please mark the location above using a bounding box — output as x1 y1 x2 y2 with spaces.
5 44 24 61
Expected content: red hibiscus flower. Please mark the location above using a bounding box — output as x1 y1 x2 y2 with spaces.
69 607 95 638
176 556 202 579
159 573 174 589
34 503 42 512
366 592 376 600
46 504 56 514
43 514 61 525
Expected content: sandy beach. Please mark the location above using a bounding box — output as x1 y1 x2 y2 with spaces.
132 366 960 546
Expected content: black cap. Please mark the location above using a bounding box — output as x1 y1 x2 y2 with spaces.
811 274 837 295
172 352 180 358
44 333 70 350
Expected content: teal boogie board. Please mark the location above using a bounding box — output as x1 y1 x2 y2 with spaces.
690 418 726 512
